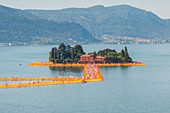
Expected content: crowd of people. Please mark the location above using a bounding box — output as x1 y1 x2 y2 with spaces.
85 64 101 80
0 63 105 88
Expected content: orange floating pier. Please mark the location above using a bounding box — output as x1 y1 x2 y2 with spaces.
0 61 146 88
27 61 147 67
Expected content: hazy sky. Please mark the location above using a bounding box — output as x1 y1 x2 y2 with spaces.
0 0 169 19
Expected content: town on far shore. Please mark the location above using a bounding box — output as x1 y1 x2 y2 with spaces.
49 43 132 64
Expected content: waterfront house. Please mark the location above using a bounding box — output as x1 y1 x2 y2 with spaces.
79 54 105 63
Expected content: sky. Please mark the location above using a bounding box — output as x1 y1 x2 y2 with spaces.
0 0 170 19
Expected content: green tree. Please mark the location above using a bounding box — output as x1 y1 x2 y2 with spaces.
120 49 125 57
54 59 62 63
65 45 72 59
97 50 104 56
108 52 117 57
124 46 132 62
49 47 57 62
65 59 72 63
88 52 93 55
93 51 97 58
125 46 128 52
58 43 66 60
58 43 66 50
71 44 85 62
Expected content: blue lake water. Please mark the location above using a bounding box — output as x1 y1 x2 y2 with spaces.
0 44 170 113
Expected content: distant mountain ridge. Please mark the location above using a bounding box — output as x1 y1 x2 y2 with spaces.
0 5 97 45
27 5 170 39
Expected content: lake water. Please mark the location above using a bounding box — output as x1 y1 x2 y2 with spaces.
0 44 170 113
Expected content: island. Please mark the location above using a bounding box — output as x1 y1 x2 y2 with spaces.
49 43 132 64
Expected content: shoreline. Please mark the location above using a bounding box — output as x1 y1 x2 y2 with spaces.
27 61 147 67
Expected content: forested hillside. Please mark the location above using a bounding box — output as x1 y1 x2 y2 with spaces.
0 5 98 45
27 5 170 39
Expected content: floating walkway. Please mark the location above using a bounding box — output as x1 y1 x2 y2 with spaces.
27 61 147 67
0 61 146 88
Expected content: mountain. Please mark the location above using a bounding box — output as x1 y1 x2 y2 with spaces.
0 5 98 45
27 5 170 39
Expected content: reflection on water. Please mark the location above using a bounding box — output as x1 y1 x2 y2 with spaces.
100 66 129 70
99 66 130 77
49 66 84 77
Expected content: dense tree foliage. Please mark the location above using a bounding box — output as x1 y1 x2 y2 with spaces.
89 46 132 63
49 43 85 63
28 5 170 40
50 43 132 63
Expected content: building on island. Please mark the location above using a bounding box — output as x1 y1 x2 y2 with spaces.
79 54 105 63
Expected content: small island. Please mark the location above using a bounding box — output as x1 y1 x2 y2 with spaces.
49 43 132 64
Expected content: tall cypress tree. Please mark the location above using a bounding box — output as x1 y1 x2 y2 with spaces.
124 46 129 57
58 43 66 60
121 49 125 57
93 51 97 58
125 46 128 52
66 45 72 59
49 47 57 62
